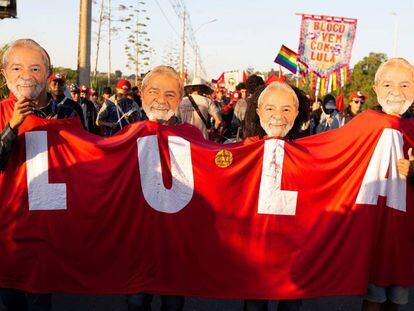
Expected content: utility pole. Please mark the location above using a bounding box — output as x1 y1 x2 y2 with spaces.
179 11 186 79
93 0 105 86
107 0 112 85
77 0 92 86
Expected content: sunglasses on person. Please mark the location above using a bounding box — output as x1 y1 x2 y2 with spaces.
353 99 364 104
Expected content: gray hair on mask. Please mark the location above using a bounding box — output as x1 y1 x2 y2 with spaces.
258 81 299 108
375 58 414 85
141 65 184 98
2 39 51 71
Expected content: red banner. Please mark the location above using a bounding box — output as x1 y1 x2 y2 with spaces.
0 111 413 298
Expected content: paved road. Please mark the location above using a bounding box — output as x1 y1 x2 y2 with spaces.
1 290 412 311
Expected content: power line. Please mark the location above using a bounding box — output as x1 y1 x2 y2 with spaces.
154 0 179 36
168 0 206 76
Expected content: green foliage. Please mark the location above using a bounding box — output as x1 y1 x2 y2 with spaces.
122 0 153 80
53 67 78 85
115 70 123 79
246 66 255 75
161 41 180 71
53 67 122 93
345 52 388 110
91 72 120 91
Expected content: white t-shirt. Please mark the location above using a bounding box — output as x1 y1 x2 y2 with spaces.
177 94 220 139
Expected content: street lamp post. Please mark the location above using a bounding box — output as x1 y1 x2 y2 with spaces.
391 12 399 57
194 18 217 33
193 18 217 79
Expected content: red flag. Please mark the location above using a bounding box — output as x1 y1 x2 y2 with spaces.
266 73 285 84
336 93 345 112
211 72 224 84
243 70 248 83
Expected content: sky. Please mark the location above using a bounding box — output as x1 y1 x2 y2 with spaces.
0 0 413 80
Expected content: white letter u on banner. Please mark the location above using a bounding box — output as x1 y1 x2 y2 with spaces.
137 135 194 213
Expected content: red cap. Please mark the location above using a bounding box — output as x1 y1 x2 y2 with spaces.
49 73 66 83
349 91 366 102
79 85 90 93
230 90 241 102
116 79 131 93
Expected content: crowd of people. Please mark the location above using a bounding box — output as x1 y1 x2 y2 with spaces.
0 38 414 311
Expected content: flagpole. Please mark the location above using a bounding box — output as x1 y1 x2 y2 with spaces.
295 63 300 88
294 12 356 22
315 76 321 100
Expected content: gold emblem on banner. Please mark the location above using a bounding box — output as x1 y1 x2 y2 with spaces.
215 150 233 168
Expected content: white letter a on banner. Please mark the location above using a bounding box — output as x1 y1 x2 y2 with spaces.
356 129 406 212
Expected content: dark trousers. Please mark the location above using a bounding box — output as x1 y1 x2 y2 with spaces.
244 299 302 311
126 293 184 311
0 289 51 311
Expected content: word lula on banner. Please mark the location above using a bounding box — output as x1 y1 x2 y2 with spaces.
0 113 413 295
296 13 357 97
24 127 406 214
298 14 357 77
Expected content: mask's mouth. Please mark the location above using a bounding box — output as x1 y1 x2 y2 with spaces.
144 102 175 122
8 79 44 100
380 98 412 115
268 122 287 127
261 118 292 138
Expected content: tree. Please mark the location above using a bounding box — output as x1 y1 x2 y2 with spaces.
246 66 255 75
162 41 180 72
91 0 125 87
122 0 153 86
53 67 78 85
346 52 388 110
115 70 123 79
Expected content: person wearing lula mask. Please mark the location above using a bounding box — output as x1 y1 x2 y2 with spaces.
362 57 414 311
242 81 309 311
140 65 184 125
0 38 84 311
373 58 414 117
127 65 186 311
0 38 84 169
256 81 299 139
372 58 414 186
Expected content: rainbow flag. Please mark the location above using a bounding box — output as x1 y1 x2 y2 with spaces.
274 45 299 74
